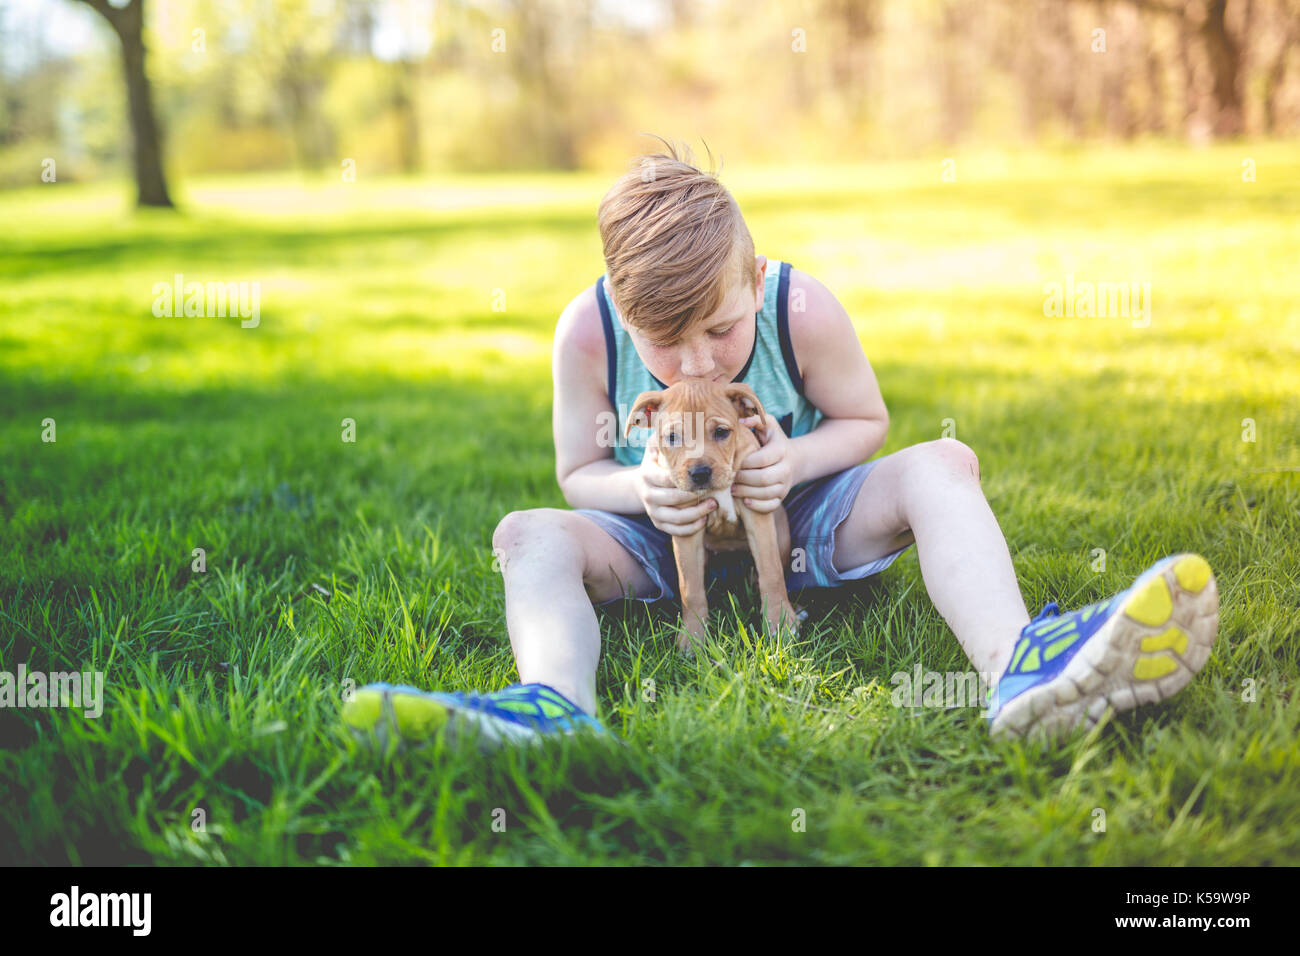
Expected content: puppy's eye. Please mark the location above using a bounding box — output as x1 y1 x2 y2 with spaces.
713 427 731 441
665 431 681 446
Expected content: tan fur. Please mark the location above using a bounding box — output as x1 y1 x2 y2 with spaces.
626 379 799 652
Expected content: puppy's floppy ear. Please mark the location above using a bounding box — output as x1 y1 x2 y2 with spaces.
724 383 767 425
626 390 663 438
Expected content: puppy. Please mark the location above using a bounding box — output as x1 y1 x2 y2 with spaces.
627 379 799 652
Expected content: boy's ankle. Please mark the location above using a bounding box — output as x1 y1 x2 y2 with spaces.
522 680 596 717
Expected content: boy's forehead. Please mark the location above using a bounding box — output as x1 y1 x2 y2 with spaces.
632 277 753 345
708 280 751 317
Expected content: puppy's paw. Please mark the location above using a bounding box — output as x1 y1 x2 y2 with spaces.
678 611 709 655
763 599 801 636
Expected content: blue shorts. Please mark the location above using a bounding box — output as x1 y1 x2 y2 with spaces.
573 459 913 606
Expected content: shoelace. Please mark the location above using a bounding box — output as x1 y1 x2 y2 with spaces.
1030 601 1060 623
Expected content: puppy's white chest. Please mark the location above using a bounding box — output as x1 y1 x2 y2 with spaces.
709 488 738 524
703 488 747 549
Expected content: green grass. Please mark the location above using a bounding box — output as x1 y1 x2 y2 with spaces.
1 143 1298 865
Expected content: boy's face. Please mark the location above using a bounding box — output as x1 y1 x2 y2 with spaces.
623 256 767 386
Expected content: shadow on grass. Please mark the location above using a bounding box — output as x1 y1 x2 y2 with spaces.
0 209 594 279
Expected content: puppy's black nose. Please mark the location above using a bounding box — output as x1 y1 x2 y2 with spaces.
689 463 712 487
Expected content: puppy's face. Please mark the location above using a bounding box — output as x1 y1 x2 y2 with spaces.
626 379 766 493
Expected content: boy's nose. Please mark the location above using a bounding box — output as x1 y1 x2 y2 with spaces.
689 463 712 487
679 346 713 378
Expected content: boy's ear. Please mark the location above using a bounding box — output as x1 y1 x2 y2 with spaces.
626 390 662 438
724 383 767 425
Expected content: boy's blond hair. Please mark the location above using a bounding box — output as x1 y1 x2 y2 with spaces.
597 135 756 347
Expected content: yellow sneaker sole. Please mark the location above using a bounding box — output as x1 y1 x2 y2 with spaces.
991 553 1218 741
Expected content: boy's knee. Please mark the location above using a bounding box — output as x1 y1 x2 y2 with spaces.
927 437 980 482
493 509 584 566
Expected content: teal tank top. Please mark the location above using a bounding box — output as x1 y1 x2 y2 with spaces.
597 259 824 483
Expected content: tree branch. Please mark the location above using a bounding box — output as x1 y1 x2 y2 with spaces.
74 0 120 29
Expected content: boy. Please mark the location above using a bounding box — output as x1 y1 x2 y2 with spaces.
343 140 1219 747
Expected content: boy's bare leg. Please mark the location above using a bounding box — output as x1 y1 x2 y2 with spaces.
492 509 657 715
832 438 1030 679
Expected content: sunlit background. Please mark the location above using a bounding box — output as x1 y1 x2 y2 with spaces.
4 0 1299 185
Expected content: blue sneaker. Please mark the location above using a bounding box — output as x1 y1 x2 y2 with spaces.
341 681 610 751
987 553 1218 741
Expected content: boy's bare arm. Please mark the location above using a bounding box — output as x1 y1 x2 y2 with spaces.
551 293 643 513
551 294 720 533
785 268 890 486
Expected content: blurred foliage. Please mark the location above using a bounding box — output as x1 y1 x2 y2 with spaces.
0 0 1297 188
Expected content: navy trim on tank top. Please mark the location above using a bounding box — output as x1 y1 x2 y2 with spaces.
733 316 758 383
596 276 618 402
776 261 804 395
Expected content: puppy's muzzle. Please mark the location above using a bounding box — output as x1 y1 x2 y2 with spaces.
688 462 713 489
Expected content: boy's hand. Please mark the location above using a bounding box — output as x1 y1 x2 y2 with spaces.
634 428 718 535
732 414 796 513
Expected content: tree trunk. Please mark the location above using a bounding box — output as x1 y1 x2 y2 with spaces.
938 0 973 144
392 59 421 175
1140 10 1167 134
1262 16 1295 133
510 0 579 169
77 0 173 208
1175 9 1200 136
823 0 878 127
1200 0 1244 136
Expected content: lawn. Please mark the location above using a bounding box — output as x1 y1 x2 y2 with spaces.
1 143 1297 865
